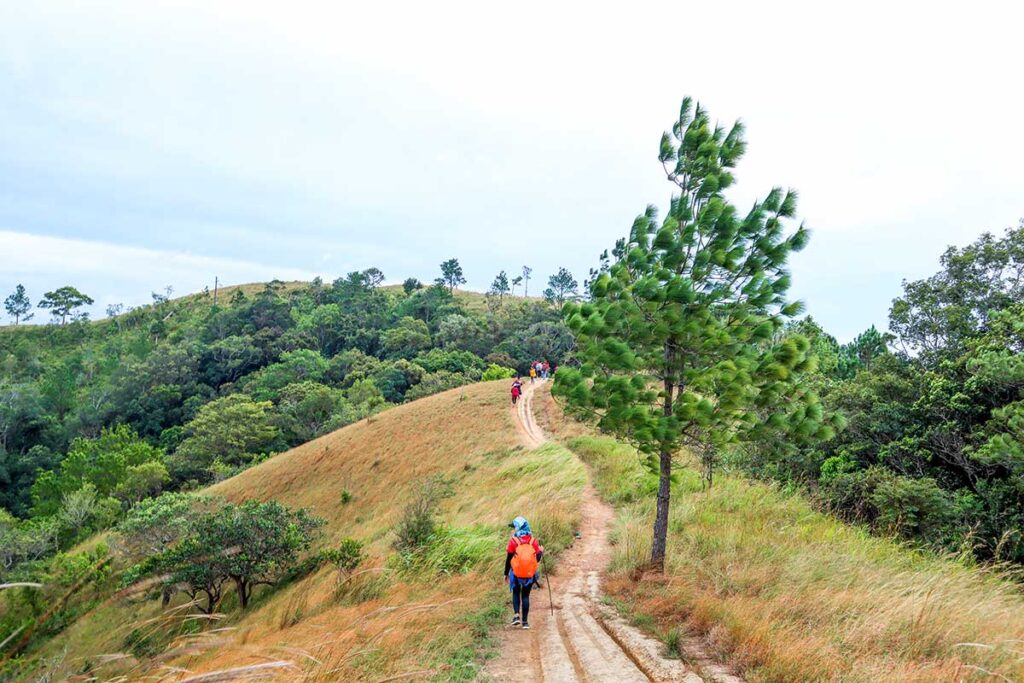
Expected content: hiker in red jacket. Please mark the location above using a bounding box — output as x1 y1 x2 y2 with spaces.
504 516 542 630
510 378 523 405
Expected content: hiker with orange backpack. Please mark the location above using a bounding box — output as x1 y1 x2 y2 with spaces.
504 516 542 629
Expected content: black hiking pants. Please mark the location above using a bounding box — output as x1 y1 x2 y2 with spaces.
512 582 532 623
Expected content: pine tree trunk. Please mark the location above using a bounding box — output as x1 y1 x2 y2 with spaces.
651 360 675 570
650 447 672 569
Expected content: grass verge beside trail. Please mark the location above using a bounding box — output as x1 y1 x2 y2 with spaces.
565 435 1024 682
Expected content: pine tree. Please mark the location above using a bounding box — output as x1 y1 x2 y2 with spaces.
553 97 839 569
521 266 532 297
4 284 32 324
38 286 94 325
489 270 510 304
402 277 423 295
436 259 467 293
543 267 578 306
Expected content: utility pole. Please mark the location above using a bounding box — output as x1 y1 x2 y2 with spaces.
213 276 219 306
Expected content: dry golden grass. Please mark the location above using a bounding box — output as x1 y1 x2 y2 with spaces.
569 435 1024 682
14 382 585 682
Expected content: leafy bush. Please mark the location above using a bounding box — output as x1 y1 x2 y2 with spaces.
324 538 364 573
404 371 472 401
412 348 486 376
393 476 454 552
822 466 955 543
481 364 516 381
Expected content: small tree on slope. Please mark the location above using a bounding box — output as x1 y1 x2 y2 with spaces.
4 284 32 325
38 286 93 325
436 258 467 293
553 97 840 569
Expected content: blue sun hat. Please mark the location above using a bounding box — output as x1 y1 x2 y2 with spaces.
510 516 532 538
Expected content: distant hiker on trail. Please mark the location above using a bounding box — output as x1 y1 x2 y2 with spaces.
511 378 523 405
504 516 543 630
529 365 537 383
541 361 550 380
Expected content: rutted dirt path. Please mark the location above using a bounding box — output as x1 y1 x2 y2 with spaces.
487 382 708 682
514 379 546 449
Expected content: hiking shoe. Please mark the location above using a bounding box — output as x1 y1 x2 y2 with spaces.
511 615 521 626
522 622 530 630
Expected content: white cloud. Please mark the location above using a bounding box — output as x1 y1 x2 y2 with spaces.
0 230 316 315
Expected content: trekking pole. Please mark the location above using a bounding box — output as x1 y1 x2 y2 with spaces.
541 554 554 617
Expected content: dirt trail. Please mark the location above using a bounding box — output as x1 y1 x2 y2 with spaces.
514 379 546 449
487 382 710 682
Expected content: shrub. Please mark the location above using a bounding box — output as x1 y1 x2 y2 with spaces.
393 476 454 552
404 371 472 401
412 348 486 376
869 474 954 539
323 538 364 573
481 364 516 381
822 466 956 543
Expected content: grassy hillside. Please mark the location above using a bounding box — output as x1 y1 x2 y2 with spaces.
562 433 1024 682
1 275 570 559
6 382 585 681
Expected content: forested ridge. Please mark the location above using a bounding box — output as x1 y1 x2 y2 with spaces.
4 221 1024 577
746 221 1024 565
1 269 575 573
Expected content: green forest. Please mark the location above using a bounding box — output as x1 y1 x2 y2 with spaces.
1 269 576 578
5 218 1024 583
770 222 1024 564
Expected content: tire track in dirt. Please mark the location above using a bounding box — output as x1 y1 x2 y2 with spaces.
488 382 706 682
514 381 546 449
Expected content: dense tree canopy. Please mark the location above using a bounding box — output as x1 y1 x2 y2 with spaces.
172 394 280 481
737 224 1024 564
890 221 1024 361
31 425 167 517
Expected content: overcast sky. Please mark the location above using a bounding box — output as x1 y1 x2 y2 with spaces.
1 1 1021 340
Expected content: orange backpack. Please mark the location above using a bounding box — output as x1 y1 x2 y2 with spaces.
510 537 538 578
